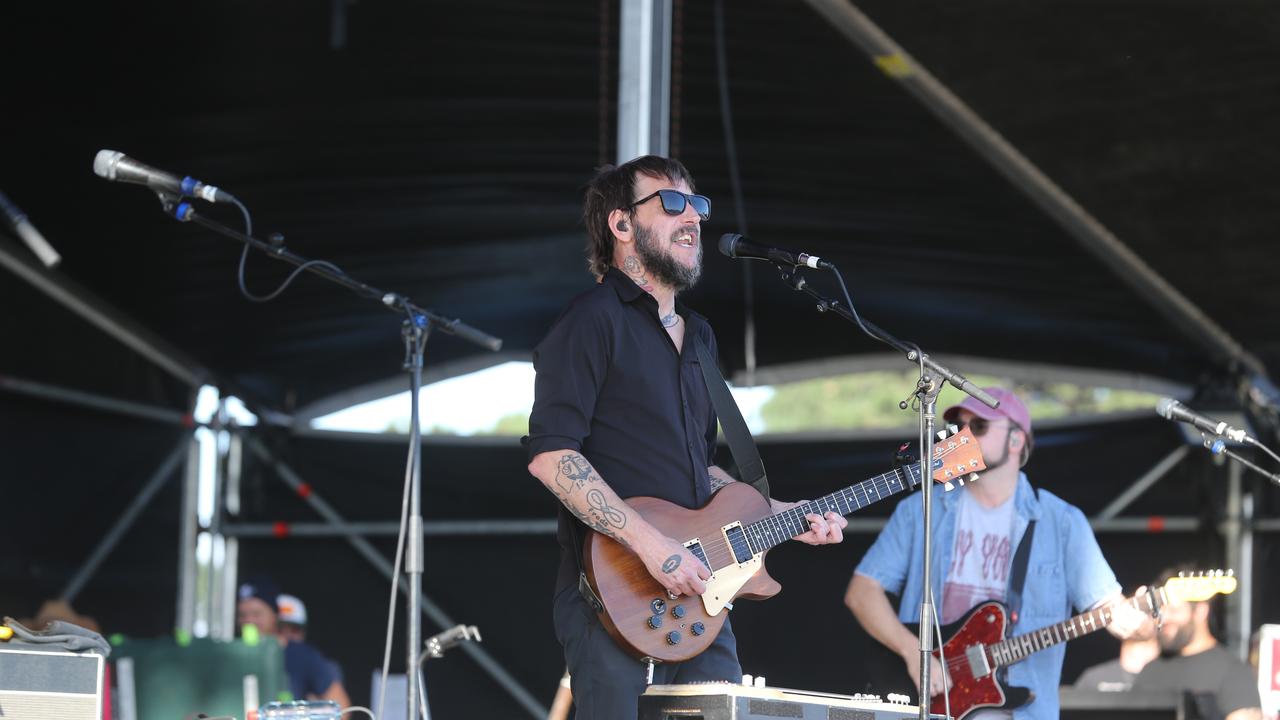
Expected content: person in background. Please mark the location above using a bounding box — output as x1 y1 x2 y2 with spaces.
276 593 345 689
1074 616 1160 691
1132 566 1262 720
237 578 351 707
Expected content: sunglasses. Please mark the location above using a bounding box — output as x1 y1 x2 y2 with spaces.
625 189 711 221
953 417 1006 437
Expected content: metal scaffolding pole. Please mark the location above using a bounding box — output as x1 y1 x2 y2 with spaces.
1222 458 1247 656
799 0 1267 377
617 0 672 161
0 235 209 388
60 436 190 603
222 520 558 538
246 438 548 720
1094 446 1189 520
0 374 190 426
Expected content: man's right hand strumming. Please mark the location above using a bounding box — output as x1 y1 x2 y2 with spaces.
904 650 946 699
633 529 710 598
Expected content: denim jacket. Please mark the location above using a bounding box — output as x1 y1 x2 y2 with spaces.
854 473 1120 720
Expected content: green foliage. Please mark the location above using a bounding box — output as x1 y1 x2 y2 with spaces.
485 412 530 436
759 370 1160 434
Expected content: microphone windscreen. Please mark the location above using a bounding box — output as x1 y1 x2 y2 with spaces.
718 233 742 258
1155 397 1177 419
93 150 123 180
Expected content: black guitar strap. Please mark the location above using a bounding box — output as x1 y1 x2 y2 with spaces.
1006 493 1039 624
693 336 770 502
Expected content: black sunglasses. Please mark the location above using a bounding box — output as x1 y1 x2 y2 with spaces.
625 189 711 221
953 417 1003 437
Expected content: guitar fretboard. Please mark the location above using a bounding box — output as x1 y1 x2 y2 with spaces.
986 592 1157 667
741 463 923 554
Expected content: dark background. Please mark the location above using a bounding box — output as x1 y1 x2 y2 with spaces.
3 0 1279 717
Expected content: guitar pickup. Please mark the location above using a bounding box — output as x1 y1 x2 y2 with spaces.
684 539 711 572
966 644 992 678
721 522 753 565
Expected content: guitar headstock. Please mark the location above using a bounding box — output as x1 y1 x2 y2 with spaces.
931 425 987 491
1162 569 1237 603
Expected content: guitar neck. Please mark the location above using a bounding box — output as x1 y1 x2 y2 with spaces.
987 592 1155 667
743 464 922 553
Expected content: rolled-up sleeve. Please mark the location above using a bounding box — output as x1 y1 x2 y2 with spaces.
854 494 916 596
1063 504 1121 611
525 301 613 461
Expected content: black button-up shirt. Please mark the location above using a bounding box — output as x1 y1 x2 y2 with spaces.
526 267 720 591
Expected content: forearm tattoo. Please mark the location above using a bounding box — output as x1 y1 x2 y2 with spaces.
550 452 631 545
709 473 733 492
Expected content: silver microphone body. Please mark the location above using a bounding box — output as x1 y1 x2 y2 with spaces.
93 150 235 203
1156 397 1250 443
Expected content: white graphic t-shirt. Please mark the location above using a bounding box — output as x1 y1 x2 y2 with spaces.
941 490 1015 625
940 491 1017 719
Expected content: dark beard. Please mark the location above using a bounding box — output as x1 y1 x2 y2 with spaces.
634 221 702 292
1158 622 1195 656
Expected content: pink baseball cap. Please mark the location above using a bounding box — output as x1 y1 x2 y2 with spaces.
942 386 1033 452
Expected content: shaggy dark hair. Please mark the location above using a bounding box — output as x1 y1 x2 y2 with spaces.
582 156 695 278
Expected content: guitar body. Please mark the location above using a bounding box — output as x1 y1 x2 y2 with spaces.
930 601 1031 719
583 482 781 663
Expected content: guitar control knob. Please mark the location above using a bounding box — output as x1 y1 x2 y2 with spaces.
666 631 681 645
647 615 663 629
650 599 666 615
690 622 705 636
671 605 686 619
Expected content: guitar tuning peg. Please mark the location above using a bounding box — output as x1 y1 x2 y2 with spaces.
968 473 979 483
1226 569 1234 577
936 430 948 441
943 481 956 491
947 424 959 434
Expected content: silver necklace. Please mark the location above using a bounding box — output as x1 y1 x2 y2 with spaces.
661 311 680 328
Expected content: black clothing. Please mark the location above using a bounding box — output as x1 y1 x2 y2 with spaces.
552 585 741 720
1133 645 1261 719
1074 658 1137 692
526 267 720 592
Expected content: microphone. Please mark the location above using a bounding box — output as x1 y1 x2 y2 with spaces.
718 233 833 269
1156 397 1252 443
0 190 61 268
93 150 237 203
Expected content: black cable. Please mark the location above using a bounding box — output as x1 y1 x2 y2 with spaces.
230 198 344 303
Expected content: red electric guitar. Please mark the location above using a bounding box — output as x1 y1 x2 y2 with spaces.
929 570 1238 719
584 426 987 662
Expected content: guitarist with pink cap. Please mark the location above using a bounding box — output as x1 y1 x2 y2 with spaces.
845 386 1148 719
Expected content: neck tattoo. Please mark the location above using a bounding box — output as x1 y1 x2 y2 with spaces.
661 311 680 328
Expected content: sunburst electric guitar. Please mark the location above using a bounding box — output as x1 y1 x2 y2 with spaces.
583 426 987 663
929 570 1238 719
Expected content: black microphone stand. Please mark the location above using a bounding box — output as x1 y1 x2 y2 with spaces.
772 263 994 720
159 193 501 720
1200 434 1280 487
